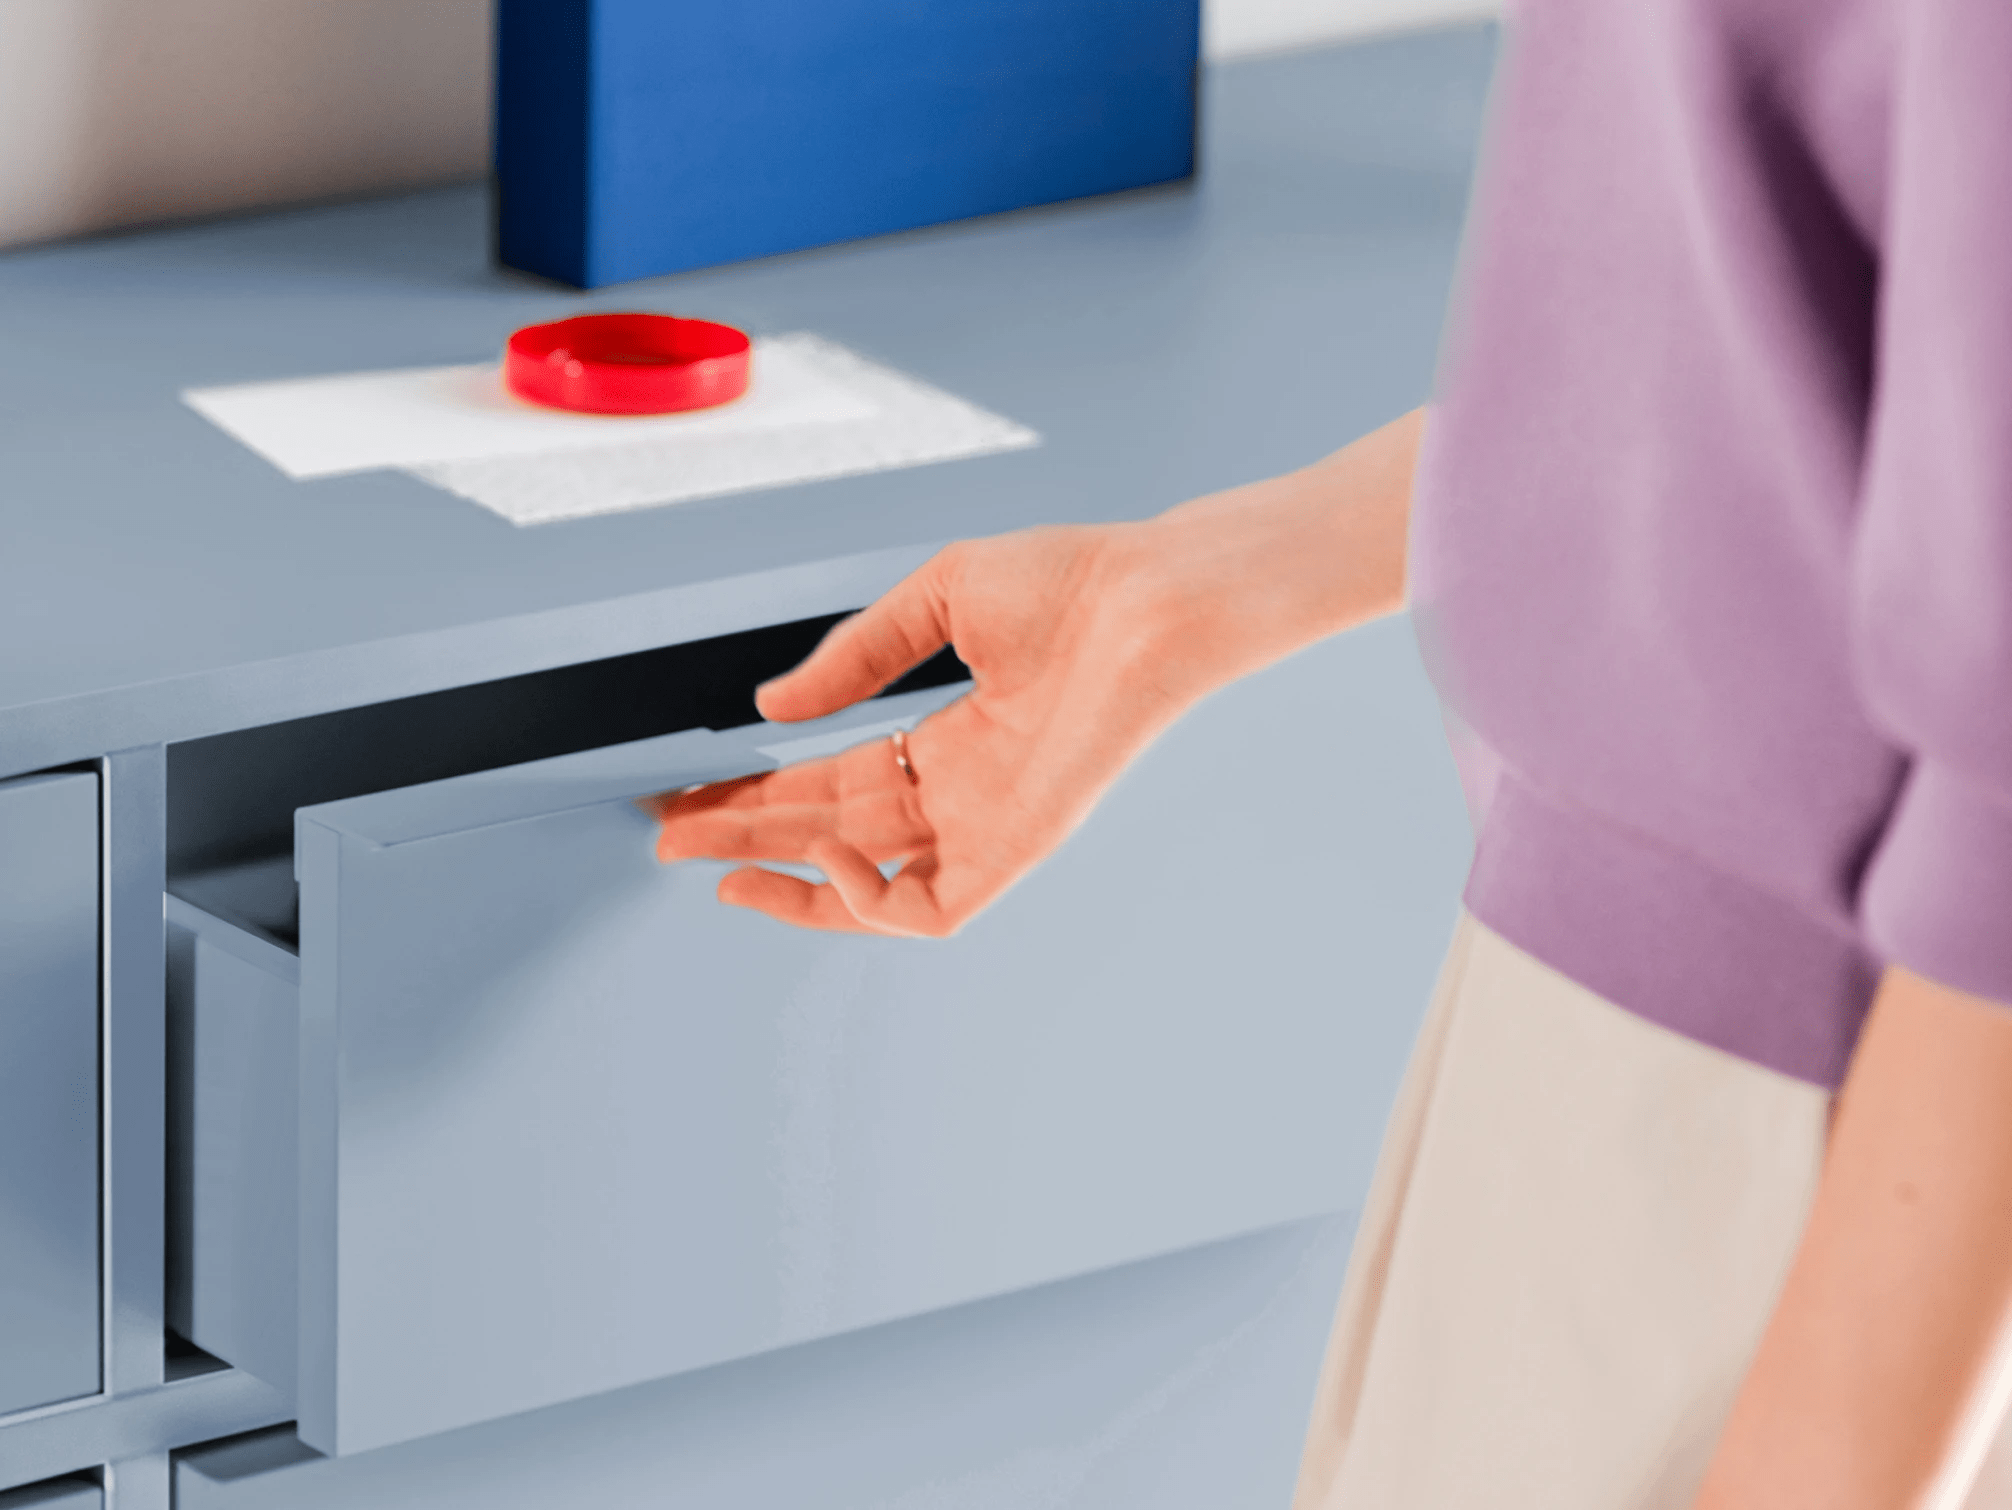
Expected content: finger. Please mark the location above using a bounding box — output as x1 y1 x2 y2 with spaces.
807 836 942 938
649 759 854 830
657 755 932 866
656 713 941 820
657 805 838 863
867 863 966 939
638 771 772 823
717 865 886 934
756 548 959 722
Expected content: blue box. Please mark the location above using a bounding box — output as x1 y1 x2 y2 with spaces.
495 0 1201 289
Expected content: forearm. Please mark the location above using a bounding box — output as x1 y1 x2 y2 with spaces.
1108 406 1423 702
1695 967 2012 1510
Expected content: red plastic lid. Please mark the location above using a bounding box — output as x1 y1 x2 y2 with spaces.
504 312 753 415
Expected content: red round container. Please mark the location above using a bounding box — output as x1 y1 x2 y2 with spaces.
504 312 752 415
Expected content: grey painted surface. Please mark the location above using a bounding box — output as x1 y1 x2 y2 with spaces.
175 1215 1350 1510
177 638 1466 1456
0 27 1495 780
0 771 101 1418
0 1476 100 1510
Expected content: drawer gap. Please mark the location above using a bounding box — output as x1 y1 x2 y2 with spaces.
165 611 967 888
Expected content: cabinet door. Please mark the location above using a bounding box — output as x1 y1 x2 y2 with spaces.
0 771 101 1417
274 624 1464 1456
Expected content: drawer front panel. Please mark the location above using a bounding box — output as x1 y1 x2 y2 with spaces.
267 623 1463 1455
0 771 101 1418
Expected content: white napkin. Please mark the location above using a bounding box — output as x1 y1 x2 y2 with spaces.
183 333 1039 526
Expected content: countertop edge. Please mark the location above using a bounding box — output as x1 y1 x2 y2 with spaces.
0 539 942 779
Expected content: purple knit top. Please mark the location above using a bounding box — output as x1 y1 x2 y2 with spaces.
1411 0 2012 1088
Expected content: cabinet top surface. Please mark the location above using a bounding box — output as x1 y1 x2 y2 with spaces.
0 31 1492 774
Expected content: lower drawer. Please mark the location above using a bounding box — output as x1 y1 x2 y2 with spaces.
167 626 1469 1459
171 1218 1350 1510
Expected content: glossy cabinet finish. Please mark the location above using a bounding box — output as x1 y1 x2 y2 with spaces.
0 771 101 1419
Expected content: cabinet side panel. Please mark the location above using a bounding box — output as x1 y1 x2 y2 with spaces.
0 771 102 1416
104 746 167 1394
293 820 345 1456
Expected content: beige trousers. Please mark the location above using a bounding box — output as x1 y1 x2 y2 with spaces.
1293 912 2012 1510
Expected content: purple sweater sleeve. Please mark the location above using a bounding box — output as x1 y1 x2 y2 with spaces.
1853 1 2012 1008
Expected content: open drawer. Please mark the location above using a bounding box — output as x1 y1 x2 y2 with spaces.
165 632 1455 1459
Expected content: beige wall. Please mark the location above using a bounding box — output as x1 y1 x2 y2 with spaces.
0 0 1493 252
0 0 491 249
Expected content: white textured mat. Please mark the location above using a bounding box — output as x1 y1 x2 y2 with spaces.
417 336 1040 526
183 333 1039 526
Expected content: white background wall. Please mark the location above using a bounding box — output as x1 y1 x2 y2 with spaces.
0 0 1495 252
1204 0 1492 60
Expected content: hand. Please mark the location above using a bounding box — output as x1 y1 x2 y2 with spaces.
647 519 1207 934
649 407 1423 935
649 522 1189 935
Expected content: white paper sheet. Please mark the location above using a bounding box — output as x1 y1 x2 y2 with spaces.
182 335 878 479
183 333 1038 526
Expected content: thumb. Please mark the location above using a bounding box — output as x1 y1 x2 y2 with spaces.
757 549 957 722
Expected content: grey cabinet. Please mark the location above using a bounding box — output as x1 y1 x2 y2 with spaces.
0 771 101 1418
168 626 1464 1459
